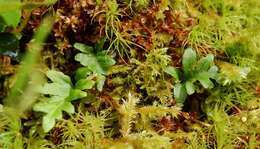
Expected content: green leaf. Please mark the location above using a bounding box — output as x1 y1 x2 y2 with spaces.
95 37 106 51
74 42 93 54
185 81 195 95
46 70 71 85
75 53 103 73
0 0 21 27
33 98 62 113
0 17 6 32
168 48 219 104
74 42 115 75
34 99 75 132
196 72 214 89
61 102 75 113
195 54 214 72
193 65 218 89
164 66 180 80
67 89 87 101
183 48 197 76
39 83 70 97
174 83 187 103
75 52 115 75
208 66 218 78
0 33 19 54
75 67 92 81
42 115 55 133
34 98 76 132
34 70 88 132
75 79 95 90
96 52 116 73
96 74 106 91
182 49 218 90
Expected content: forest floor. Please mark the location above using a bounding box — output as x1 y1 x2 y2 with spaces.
0 0 260 148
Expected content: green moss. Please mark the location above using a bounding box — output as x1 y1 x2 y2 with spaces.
0 0 259 148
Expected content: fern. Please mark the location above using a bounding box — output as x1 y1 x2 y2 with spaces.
74 40 115 91
33 70 94 132
74 42 115 75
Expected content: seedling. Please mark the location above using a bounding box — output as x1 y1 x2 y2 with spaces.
74 39 115 91
164 48 218 103
33 70 95 132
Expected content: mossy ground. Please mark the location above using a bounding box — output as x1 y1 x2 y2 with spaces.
0 0 260 148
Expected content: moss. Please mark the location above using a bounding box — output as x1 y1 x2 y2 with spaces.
0 0 259 148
